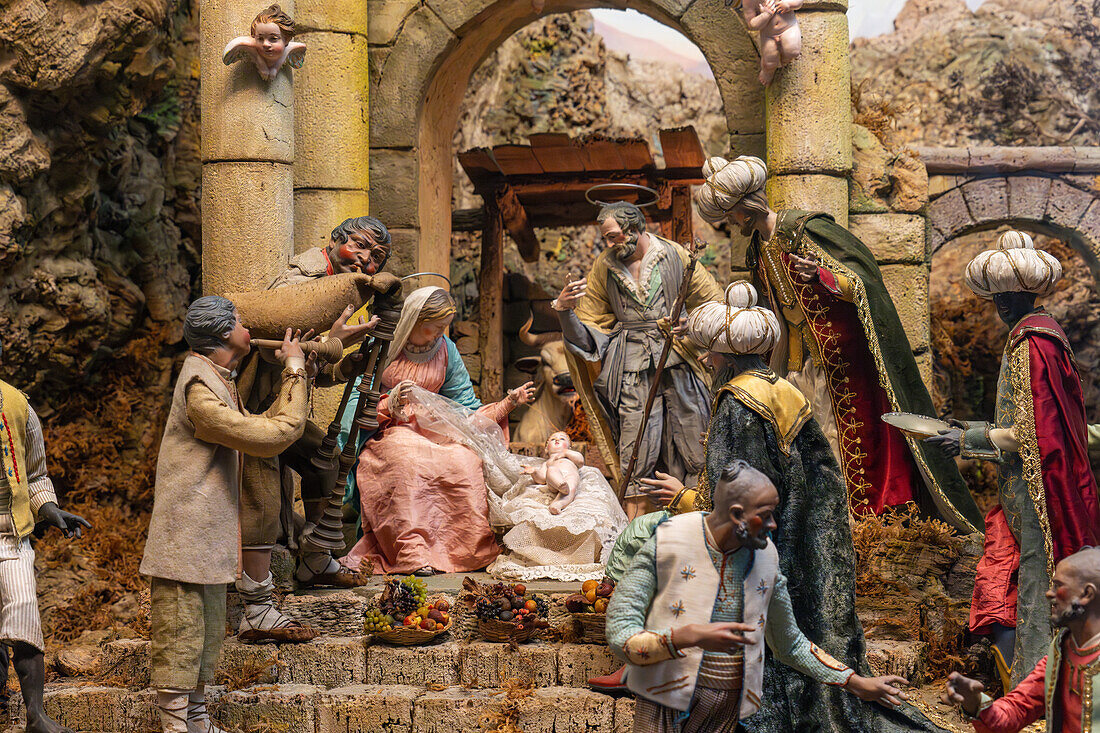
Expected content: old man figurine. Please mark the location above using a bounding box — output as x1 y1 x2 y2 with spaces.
553 201 722 518
234 215 397 643
0 345 90 733
925 231 1100 689
605 459 908 732
944 546 1100 732
140 297 312 733
696 155 983 535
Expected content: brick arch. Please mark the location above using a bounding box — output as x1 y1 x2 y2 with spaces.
925 174 1100 280
368 0 762 274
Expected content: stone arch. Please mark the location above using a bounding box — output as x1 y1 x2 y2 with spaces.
925 174 1100 281
368 0 763 275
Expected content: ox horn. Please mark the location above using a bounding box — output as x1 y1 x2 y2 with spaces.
518 314 563 347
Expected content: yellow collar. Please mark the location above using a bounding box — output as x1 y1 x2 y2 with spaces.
716 369 812 455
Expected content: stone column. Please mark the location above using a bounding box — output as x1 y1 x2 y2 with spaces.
294 2 371 254
764 0 851 227
200 0 295 295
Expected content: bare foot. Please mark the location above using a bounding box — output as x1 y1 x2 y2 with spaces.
26 713 73 733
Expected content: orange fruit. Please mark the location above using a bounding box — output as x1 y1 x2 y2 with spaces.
584 588 597 604
581 579 598 593
594 598 609 613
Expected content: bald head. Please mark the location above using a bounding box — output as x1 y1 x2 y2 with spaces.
712 460 776 519
1062 547 1100 587
1048 546 1100 628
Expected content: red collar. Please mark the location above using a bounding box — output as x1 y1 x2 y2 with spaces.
321 248 335 276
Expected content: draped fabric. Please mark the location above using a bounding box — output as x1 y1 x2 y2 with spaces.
749 211 983 534
702 371 941 733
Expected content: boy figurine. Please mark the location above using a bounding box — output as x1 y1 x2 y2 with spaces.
944 546 1100 732
0 344 90 733
606 459 907 732
523 431 584 514
140 296 312 733
221 4 305 81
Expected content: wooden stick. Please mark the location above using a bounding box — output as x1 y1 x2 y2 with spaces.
249 337 344 364
618 238 706 501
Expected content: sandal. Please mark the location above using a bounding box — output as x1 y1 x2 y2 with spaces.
238 604 319 643
413 566 435 577
299 565 370 589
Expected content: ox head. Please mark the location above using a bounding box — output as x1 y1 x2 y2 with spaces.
514 315 574 401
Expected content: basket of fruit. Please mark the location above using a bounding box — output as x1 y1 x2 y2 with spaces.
565 578 615 644
462 577 550 643
366 576 453 646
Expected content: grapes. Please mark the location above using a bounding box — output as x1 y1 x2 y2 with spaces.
532 594 549 618
380 576 429 617
475 598 501 621
364 607 394 634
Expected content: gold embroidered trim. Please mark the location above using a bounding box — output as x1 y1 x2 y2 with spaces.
1010 341 1056 581
718 371 812 456
783 219 979 533
1081 644 1100 733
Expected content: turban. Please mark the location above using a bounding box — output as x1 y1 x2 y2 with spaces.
686 281 780 355
965 230 1062 299
696 155 768 224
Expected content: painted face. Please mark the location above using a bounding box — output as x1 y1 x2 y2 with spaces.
730 205 756 238
600 218 640 260
406 313 455 348
546 433 571 454
703 350 731 373
330 230 390 275
226 314 252 361
1047 563 1087 627
252 22 286 63
729 481 779 550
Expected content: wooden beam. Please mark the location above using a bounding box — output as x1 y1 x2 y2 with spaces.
670 184 694 246
497 185 540 263
659 127 706 172
478 199 505 402
491 144 544 176
457 147 501 191
529 133 587 172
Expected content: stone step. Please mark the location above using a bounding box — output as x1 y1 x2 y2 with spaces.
13 682 635 733
66 637 620 691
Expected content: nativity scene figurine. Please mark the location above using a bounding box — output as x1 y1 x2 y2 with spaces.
222 4 306 82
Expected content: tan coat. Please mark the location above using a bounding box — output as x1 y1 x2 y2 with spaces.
140 354 308 585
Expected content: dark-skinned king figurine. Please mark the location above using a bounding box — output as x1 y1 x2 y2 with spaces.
140 296 313 733
0 343 91 733
924 230 1100 690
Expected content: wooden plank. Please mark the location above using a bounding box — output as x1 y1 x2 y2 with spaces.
491 144 544 176
478 200 505 401
579 137 626 172
659 127 706 172
670 184 694 245
497 185 540 263
457 147 501 190
529 133 587 173
617 139 655 171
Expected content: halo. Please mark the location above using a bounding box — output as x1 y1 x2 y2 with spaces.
400 272 452 286
584 183 660 209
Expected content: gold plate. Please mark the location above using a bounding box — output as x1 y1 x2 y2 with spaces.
881 411 951 439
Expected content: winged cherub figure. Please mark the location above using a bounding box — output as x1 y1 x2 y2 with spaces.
222 4 305 82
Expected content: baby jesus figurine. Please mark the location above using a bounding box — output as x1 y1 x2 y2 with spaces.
740 0 803 85
523 432 585 515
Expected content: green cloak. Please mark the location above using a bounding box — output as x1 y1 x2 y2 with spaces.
748 210 983 534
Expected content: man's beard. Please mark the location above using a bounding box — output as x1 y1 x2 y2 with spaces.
732 521 770 550
1052 601 1087 627
613 232 640 260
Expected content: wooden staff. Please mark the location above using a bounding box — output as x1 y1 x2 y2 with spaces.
618 238 706 501
299 292 403 554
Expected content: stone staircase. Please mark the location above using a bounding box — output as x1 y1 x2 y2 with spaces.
8 580 635 733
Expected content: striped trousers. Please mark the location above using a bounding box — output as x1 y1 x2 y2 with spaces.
0 514 44 652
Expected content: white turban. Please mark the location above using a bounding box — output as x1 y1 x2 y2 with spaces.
696 155 768 224
686 281 780 355
964 230 1062 299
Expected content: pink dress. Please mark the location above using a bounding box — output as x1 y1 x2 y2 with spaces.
341 342 507 574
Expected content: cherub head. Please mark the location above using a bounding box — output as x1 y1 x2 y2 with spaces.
251 4 295 65
545 431 572 457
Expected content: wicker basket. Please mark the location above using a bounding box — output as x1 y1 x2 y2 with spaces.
372 618 453 646
477 618 537 643
570 612 606 645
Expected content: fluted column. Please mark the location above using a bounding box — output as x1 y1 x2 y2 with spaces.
764 0 851 226
200 0 295 295
293 2 371 254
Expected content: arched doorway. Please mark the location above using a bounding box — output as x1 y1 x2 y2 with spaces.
368 0 764 276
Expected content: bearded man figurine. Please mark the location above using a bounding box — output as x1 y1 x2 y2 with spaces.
926 230 1100 689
